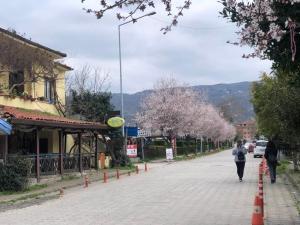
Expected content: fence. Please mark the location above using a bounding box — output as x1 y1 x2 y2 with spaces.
7 153 97 177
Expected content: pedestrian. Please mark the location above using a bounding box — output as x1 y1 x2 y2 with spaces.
264 140 278 184
232 140 247 182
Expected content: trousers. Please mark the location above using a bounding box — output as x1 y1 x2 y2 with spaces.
235 161 245 179
267 161 277 182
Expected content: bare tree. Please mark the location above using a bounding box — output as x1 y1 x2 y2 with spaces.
0 32 58 93
66 64 111 95
0 30 69 116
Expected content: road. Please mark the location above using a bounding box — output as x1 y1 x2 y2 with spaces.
0 150 277 225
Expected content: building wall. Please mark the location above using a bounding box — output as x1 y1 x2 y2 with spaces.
235 120 257 141
0 66 67 115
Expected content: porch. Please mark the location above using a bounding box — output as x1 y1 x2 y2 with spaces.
0 105 108 182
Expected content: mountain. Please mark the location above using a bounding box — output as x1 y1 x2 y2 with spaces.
111 81 255 125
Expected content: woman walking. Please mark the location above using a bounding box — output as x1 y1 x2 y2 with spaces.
232 140 247 182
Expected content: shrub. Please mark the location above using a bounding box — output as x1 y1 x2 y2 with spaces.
0 157 32 192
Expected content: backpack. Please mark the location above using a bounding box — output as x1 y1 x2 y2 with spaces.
237 150 245 161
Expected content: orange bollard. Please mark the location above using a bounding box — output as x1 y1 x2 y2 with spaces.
116 168 120 179
84 175 89 188
145 163 148 172
252 197 264 225
259 172 263 183
258 183 264 218
103 171 107 183
255 194 264 218
136 165 139 174
59 188 64 197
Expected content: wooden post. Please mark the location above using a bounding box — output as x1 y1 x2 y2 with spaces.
78 133 82 173
94 133 99 170
141 137 145 160
64 133 67 153
59 130 64 175
36 129 40 182
3 136 8 163
200 137 203 153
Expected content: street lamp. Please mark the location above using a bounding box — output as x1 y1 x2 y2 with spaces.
118 12 156 136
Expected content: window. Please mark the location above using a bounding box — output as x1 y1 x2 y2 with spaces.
9 71 24 95
44 79 55 103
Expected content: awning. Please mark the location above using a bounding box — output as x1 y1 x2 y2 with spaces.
0 118 12 135
0 105 108 131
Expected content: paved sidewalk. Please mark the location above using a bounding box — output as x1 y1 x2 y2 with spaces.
264 175 300 225
0 167 137 204
0 150 299 225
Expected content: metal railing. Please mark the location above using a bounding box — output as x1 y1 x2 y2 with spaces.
7 153 97 176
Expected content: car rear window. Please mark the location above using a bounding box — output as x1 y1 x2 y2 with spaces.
256 141 267 147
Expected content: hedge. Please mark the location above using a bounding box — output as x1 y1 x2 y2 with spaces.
0 157 32 192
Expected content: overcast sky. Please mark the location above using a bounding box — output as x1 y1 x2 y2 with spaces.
0 0 272 93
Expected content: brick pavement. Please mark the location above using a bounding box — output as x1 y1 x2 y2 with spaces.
264 175 300 225
0 150 299 225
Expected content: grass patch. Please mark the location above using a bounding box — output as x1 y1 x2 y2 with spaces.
59 175 80 182
119 164 135 170
0 192 45 205
0 184 48 196
277 160 291 174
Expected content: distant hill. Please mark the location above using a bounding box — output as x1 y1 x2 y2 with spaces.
111 81 255 125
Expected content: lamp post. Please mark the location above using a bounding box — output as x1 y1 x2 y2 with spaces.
118 12 156 136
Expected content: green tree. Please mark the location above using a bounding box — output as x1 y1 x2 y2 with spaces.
252 72 300 169
70 90 114 122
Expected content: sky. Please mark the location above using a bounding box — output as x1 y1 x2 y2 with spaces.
0 0 272 94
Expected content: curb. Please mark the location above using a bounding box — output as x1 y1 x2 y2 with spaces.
0 168 136 209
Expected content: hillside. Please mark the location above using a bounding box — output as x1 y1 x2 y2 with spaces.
111 81 255 125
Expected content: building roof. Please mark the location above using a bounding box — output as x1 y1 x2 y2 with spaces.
0 106 108 131
55 62 73 71
0 27 67 58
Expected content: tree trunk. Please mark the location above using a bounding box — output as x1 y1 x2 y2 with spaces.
292 147 299 171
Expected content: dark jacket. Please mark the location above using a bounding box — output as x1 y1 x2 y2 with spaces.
264 141 278 163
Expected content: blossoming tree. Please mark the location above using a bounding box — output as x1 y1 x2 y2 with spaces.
135 78 236 155
220 0 300 74
81 0 191 33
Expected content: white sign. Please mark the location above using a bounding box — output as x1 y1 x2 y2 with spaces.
127 144 137 158
166 148 173 160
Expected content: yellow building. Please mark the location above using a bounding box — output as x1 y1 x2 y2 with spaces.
0 27 108 182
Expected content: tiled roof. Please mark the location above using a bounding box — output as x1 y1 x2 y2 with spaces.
0 27 67 57
0 105 107 129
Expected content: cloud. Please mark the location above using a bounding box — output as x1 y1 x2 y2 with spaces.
0 0 272 93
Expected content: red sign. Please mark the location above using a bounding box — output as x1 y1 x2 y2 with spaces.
127 144 137 158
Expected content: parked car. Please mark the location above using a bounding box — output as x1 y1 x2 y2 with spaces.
254 140 268 158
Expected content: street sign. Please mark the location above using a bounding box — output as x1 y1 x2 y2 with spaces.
127 144 137 158
125 126 138 137
166 148 173 160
